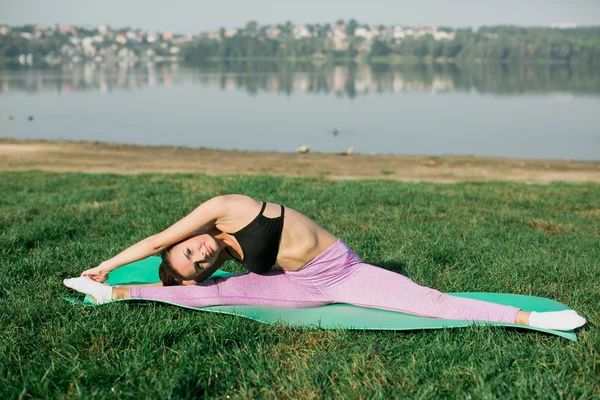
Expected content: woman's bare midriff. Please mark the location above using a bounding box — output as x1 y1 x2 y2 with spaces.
275 206 338 271
215 196 338 272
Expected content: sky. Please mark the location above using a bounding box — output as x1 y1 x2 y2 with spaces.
3 0 600 34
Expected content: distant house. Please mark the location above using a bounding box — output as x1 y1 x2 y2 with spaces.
224 29 237 38
267 28 281 38
414 26 434 38
293 25 312 39
162 31 174 41
354 27 371 39
333 38 349 51
59 25 77 35
331 24 347 38
550 22 577 29
392 26 406 39
34 24 51 38
433 31 456 40
146 32 159 43
115 34 127 44
81 37 96 57
207 31 221 40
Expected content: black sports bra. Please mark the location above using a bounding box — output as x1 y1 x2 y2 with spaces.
225 202 285 274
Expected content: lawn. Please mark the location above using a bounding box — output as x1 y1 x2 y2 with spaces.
1 171 598 398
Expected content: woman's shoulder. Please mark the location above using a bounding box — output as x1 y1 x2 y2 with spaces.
214 194 263 211
211 194 267 227
218 194 256 202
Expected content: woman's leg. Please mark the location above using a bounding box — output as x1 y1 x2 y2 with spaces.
323 263 521 323
283 240 519 323
66 270 329 307
127 269 329 308
64 258 585 329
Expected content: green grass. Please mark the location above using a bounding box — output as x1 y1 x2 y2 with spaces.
1 171 599 399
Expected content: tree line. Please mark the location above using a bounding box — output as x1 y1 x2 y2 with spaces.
182 26 600 65
1 23 599 65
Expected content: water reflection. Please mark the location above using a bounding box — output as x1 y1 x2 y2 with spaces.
1 62 599 97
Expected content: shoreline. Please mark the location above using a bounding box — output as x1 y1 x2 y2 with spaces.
1 138 599 183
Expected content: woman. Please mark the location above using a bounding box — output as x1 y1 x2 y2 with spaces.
64 194 586 331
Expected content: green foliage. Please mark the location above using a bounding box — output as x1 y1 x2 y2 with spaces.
370 39 392 56
178 25 600 64
245 20 259 36
346 19 359 36
1 172 599 398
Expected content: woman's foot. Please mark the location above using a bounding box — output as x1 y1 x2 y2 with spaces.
528 310 586 330
64 276 113 304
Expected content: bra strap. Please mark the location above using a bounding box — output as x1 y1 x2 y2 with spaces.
258 202 284 218
259 201 267 215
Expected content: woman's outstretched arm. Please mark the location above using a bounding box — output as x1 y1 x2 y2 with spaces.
80 196 230 282
68 258 226 302
112 262 221 296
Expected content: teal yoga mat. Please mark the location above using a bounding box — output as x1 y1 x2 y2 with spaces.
65 257 577 341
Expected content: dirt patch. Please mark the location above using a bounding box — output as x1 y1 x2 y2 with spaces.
528 219 573 236
0 144 47 154
1 138 599 184
576 208 600 218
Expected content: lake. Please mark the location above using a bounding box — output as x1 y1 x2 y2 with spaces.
1 62 599 161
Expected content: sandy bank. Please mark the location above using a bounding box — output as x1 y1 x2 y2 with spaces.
1 139 599 183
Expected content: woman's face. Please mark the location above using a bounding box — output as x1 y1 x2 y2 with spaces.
168 233 221 280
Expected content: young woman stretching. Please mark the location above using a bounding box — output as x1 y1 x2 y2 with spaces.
64 194 586 331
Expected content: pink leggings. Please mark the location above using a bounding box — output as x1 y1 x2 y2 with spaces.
130 240 519 323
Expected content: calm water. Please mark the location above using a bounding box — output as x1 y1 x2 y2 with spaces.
1 62 599 160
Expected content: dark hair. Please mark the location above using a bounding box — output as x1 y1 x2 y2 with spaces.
158 248 182 286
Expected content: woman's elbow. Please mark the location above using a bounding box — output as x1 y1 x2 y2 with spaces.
146 235 167 253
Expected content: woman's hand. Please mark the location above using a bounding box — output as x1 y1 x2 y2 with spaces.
81 264 111 282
